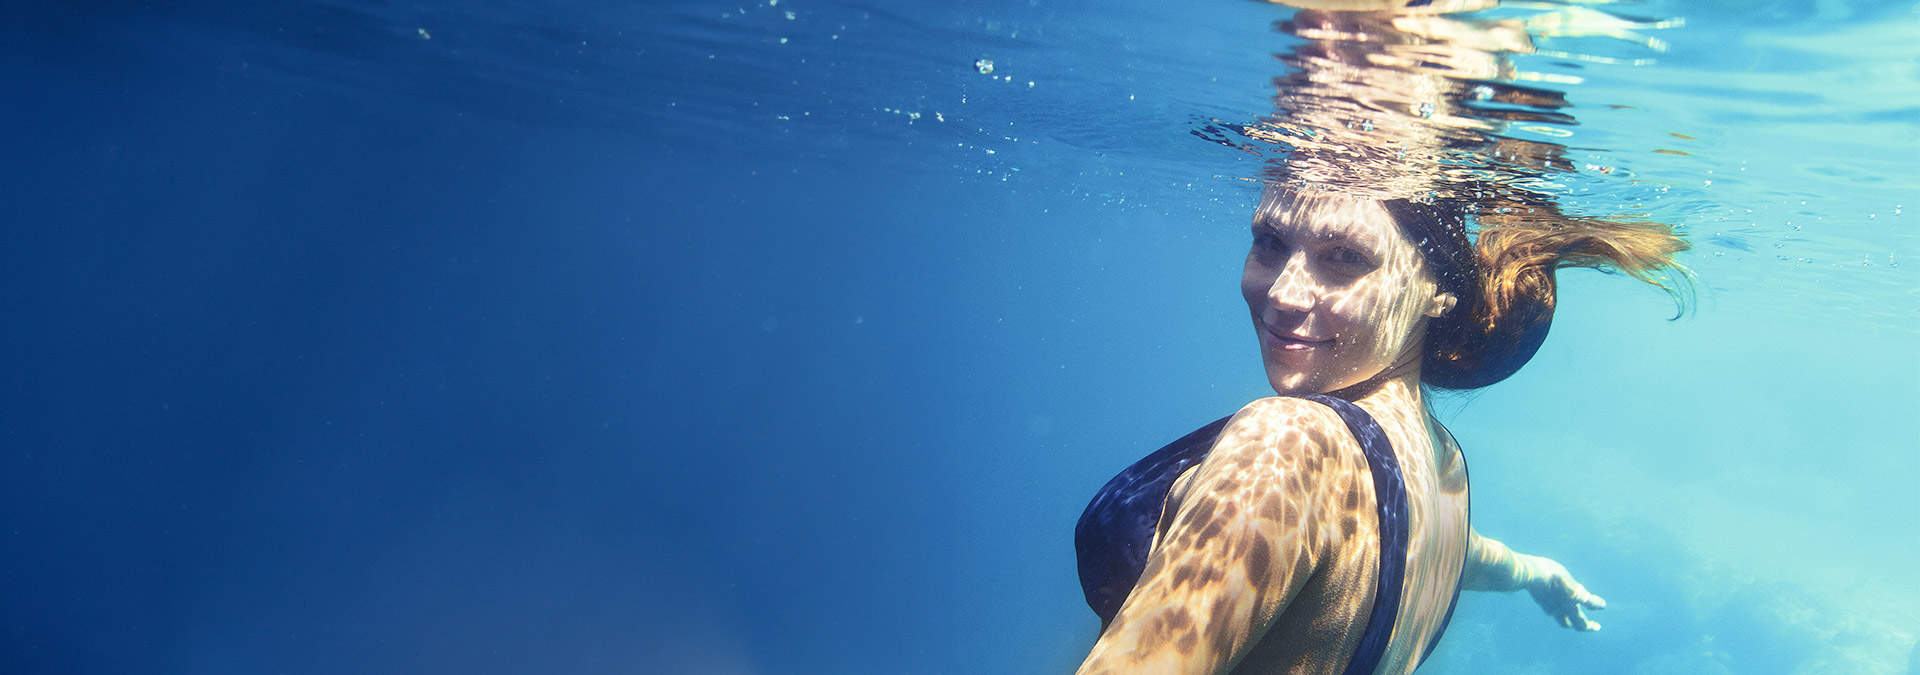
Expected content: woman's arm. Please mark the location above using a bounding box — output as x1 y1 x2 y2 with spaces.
1076 398 1337 674
1462 529 1607 631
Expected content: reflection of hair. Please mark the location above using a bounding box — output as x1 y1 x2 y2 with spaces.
1387 197 1690 389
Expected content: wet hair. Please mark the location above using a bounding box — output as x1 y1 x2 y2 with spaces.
1385 195 1691 389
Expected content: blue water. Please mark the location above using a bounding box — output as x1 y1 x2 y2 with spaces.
2 1 1914 673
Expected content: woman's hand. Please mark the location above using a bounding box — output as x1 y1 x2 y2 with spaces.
1462 530 1606 631
1515 554 1606 631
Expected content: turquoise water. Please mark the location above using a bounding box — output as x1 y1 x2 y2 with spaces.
1 0 1914 673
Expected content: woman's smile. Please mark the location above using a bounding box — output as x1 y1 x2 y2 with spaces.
1262 323 1333 351
1241 190 1445 395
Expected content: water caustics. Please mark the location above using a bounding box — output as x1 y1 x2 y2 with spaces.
1200 1 1685 219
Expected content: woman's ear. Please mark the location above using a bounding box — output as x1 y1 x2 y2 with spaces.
1426 292 1457 318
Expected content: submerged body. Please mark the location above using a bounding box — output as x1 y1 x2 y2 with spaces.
1069 0 1684 668
1078 385 1467 674
1074 184 1637 672
1077 192 1469 674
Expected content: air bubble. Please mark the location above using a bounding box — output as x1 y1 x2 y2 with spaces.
974 58 994 75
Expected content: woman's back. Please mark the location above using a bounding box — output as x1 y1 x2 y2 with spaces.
1077 383 1468 674
1232 388 1468 674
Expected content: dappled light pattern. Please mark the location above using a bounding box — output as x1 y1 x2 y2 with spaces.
1242 190 1445 399
1077 184 1482 673
1078 389 1467 674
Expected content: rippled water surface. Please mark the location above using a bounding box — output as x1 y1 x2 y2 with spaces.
2 1 1915 673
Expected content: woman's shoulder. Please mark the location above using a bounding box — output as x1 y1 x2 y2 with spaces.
1187 396 1360 489
1218 397 1358 458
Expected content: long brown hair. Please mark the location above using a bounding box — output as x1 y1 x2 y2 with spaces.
1387 194 1691 389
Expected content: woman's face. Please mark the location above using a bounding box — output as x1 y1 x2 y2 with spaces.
1240 190 1451 396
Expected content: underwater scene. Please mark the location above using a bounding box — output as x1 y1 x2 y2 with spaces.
1 0 1914 673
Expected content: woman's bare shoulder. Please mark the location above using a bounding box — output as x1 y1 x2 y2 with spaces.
1075 398 1358 672
1168 396 1363 553
1158 396 1357 557
1202 396 1354 476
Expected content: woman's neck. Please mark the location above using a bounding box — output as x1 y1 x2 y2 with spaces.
1326 363 1452 470
1326 348 1427 409
1330 373 1424 409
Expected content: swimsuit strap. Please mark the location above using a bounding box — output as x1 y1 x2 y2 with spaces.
1302 394 1408 675
1075 397 1464 673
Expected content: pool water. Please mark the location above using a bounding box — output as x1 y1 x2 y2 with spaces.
1 0 1914 673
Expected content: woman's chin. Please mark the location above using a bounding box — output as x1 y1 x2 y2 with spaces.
1263 369 1325 397
1262 348 1329 391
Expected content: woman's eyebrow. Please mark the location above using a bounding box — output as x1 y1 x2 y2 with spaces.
1261 217 1352 242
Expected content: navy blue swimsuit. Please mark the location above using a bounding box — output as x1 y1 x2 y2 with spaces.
1074 395 1463 674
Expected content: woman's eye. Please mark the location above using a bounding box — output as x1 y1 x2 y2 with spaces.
1252 232 1284 253
1325 247 1372 267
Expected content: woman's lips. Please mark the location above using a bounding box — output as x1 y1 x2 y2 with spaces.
1266 325 1332 351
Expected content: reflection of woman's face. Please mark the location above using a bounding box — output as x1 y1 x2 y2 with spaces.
1240 190 1445 396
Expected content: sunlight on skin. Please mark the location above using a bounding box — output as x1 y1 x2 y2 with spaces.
1076 190 1468 675
1075 188 1605 674
1241 191 1446 399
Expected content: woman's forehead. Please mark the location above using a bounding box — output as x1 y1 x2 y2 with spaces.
1252 190 1397 248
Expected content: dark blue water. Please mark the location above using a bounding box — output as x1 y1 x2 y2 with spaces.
4 1 1915 674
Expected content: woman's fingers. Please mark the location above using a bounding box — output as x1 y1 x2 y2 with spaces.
1532 566 1605 631
1571 585 1605 631
1563 579 1607 610
1553 601 1601 632
1578 589 1607 610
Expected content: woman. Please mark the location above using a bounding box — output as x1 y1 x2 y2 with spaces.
1072 6 1688 672
1076 186 1683 673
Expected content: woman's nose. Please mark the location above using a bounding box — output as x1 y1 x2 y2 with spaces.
1268 252 1315 312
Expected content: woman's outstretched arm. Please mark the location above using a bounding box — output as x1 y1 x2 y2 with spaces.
1462 529 1607 631
1076 398 1338 675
